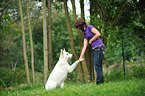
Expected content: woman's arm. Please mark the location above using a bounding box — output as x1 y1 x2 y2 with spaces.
89 28 101 44
79 38 88 62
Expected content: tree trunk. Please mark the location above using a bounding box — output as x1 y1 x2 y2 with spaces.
63 0 78 60
71 0 84 49
86 45 94 81
48 0 53 72
89 0 96 81
64 0 90 81
103 22 108 47
90 0 107 81
80 0 91 82
18 0 31 85
90 0 95 24
26 0 35 84
71 0 84 81
42 0 48 84
70 0 90 82
80 0 85 20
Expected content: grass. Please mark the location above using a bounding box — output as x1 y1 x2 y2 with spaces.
0 78 145 96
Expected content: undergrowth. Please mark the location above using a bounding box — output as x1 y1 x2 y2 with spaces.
0 59 144 96
0 78 144 96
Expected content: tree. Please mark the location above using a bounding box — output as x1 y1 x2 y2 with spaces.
18 0 31 85
80 0 85 20
80 0 94 81
63 0 78 60
42 0 48 84
71 0 84 81
48 0 53 71
90 0 128 46
64 0 90 82
26 0 35 84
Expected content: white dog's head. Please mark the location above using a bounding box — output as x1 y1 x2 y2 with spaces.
60 48 73 62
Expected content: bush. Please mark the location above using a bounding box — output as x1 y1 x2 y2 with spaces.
0 67 26 89
104 60 145 82
127 63 145 78
104 68 124 81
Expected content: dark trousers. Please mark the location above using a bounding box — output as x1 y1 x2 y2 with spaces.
93 46 105 84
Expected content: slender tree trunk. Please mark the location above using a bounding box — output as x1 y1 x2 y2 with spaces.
71 0 84 81
71 0 84 49
90 0 95 24
63 0 78 60
26 0 35 84
43 0 48 84
85 45 93 81
18 0 31 85
48 0 53 72
80 0 91 82
80 0 85 20
69 0 90 82
103 21 108 46
90 0 97 82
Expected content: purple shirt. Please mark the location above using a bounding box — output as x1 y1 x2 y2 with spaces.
84 25 104 48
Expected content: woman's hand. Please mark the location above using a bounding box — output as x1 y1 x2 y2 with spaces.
79 58 84 62
89 40 93 44
89 28 101 44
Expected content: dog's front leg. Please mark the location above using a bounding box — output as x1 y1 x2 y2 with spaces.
60 81 64 88
68 60 79 73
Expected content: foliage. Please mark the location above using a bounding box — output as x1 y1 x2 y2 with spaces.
104 59 145 82
90 0 145 66
127 61 145 78
0 0 145 88
0 68 26 88
0 78 144 96
130 44 135 67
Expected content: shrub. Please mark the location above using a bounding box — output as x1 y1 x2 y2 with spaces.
104 68 124 81
127 63 145 78
104 60 145 82
0 67 26 89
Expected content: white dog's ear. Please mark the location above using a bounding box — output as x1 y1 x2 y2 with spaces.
63 48 65 52
61 49 64 56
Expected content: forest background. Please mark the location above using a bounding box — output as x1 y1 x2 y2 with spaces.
0 0 145 90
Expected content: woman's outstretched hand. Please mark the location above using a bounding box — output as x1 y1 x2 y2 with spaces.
79 58 84 62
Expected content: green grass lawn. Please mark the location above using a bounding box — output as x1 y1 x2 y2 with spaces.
0 78 145 96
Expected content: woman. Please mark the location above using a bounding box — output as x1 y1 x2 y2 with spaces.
74 19 106 85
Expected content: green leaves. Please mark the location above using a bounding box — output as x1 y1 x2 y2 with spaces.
134 21 145 29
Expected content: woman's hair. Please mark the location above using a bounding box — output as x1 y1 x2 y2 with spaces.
74 19 87 31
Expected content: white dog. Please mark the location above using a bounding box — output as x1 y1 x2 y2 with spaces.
45 49 83 90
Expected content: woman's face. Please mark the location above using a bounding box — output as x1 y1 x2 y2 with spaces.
77 26 86 32
77 26 81 30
